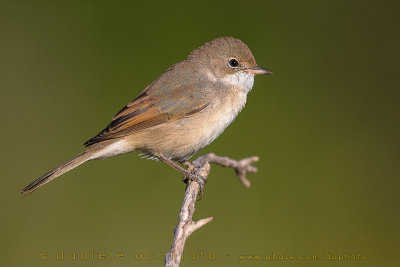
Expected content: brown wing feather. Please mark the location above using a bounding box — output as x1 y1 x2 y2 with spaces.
84 60 213 147
84 85 210 147
84 95 167 146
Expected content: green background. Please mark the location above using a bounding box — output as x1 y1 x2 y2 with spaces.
1 0 399 266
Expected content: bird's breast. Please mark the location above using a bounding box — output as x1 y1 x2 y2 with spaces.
126 81 250 161
178 89 248 154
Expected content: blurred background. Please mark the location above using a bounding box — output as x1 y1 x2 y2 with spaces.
1 0 399 266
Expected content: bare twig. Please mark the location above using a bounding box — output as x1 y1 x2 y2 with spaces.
193 153 259 188
165 153 258 267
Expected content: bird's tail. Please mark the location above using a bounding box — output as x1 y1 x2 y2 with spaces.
21 151 93 195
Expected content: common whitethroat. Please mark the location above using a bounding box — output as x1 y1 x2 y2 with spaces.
22 37 272 195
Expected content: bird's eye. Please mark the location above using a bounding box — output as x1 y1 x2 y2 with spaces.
228 58 239 68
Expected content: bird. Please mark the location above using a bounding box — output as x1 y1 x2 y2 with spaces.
21 37 272 195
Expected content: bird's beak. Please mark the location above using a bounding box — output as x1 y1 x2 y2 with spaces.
245 65 273 75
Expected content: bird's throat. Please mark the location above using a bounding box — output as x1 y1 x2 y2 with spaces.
222 72 255 92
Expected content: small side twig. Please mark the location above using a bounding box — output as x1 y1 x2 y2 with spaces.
194 153 259 188
165 153 258 267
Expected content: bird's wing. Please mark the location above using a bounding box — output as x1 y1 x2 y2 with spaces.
84 79 211 146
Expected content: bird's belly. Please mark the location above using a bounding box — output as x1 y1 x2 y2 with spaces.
135 93 247 161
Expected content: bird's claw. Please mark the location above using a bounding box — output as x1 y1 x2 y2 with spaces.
183 170 207 201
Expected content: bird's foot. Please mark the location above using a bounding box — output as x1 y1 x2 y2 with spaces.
182 168 207 201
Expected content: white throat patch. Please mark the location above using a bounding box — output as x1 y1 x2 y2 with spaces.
222 72 255 92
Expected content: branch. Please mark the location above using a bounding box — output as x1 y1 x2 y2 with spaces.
193 153 259 188
165 153 259 267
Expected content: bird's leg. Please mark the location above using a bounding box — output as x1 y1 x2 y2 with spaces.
157 154 207 198
157 154 187 174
